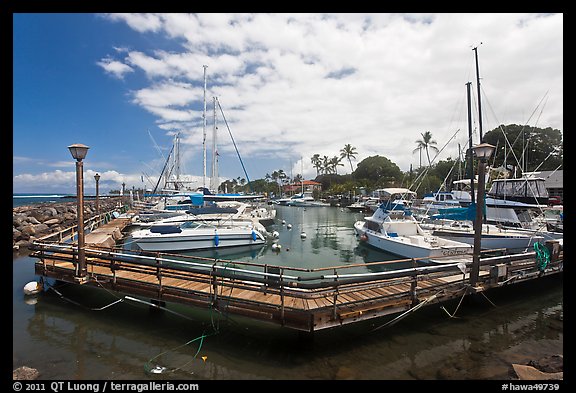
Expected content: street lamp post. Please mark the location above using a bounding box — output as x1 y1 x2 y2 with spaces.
94 173 101 215
470 142 495 287
68 143 90 281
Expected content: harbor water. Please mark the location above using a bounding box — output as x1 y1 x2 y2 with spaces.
12 205 563 380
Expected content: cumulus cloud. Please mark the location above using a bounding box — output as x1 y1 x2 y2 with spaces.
98 13 562 180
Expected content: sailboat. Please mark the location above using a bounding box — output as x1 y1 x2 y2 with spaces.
423 46 560 250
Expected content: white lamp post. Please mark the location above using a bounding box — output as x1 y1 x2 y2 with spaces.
470 142 495 286
68 143 89 280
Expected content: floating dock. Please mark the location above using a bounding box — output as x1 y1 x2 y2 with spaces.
29 217 563 332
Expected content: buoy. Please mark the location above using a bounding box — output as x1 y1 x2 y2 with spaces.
300 232 307 239
23 281 41 296
282 220 286 225
149 366 167 374
287 224 292 229
272 231 280 238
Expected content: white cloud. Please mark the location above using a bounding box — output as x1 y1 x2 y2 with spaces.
99 13 562 179
97 57 134 79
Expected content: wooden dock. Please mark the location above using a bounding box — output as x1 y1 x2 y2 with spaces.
29 219 563 332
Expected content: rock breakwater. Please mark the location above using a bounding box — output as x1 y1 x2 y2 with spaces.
13 197 128 253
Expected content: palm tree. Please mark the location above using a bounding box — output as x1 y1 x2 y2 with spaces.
413 131 439 167
321 155 330 174
311 154 321 176
339 144 358 173
330 156 344 175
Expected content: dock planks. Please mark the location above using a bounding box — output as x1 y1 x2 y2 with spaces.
30 235 563 332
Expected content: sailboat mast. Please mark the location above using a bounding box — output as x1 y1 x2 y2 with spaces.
175 133 180 190
210 96 218 192
202 65 208 188
473 45 484 142
466 81 476 204
301 156 304 194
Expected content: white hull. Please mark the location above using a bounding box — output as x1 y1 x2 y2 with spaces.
421 222 545 252
131 226 266 252
354 221 472 263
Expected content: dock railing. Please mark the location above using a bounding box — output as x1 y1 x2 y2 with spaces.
29 237 563 331
34 203 130 245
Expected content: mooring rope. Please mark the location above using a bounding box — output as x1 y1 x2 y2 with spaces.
371 291 442 332
534 242 551 271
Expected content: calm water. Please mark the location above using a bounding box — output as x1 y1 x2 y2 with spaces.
13 205 563 381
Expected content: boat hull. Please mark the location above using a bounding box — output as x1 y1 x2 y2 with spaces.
353 221 472 263
131 228 266 252
427 227 544 252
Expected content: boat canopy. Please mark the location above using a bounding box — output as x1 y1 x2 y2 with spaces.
487 178 549 199
373 188 417 199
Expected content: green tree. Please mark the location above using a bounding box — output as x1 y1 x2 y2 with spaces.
339 144 358 173
353 155 403 186
413 131 439 167
483 124 563 173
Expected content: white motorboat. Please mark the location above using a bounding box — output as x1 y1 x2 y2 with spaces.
420 220 545 252
353 201 473 264
130 220 267 252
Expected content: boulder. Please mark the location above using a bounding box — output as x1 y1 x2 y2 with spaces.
44 218 61 226
26 216 41 225
13 366 39 380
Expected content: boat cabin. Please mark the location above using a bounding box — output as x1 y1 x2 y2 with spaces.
486 177 549 205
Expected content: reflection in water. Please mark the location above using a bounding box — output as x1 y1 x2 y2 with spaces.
14 205 563 380
18 266 562 380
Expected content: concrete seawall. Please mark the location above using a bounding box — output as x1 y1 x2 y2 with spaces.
13 197 129 253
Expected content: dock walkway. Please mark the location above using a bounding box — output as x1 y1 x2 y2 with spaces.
30 221 563 332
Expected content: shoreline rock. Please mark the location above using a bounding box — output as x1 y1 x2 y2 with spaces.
13 366 39 380
13 197 129 255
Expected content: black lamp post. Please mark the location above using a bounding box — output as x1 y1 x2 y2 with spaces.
68 143 90 280
470 142 495 286
94 173 100 215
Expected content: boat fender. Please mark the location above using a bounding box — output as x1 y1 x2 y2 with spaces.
23 281 41 295
360 234 368 242
252 230 257 241
214 234 220 246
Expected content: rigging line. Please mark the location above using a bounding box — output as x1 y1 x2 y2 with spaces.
408 128 461 194
216 98 253 193
152 143 175 194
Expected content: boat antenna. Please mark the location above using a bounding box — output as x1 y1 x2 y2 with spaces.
472 43 483 142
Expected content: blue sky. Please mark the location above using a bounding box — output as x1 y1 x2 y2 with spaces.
13 13 563 194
